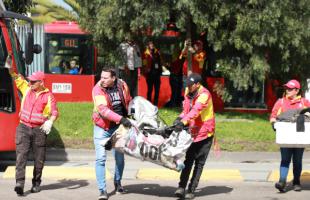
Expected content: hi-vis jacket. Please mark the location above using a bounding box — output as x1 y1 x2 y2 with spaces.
92 79 131 130
13 74 58 127
179 85 215 142
142 47 162 75
179 50 206 76
270 96 310 120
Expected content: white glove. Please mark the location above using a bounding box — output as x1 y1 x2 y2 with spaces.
4 55 12 69
40 120 53 135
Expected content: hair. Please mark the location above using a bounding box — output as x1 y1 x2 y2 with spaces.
101 67 116 77
70 59 78 64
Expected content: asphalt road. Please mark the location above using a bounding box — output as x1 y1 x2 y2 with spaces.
1 179 310 200
1 149 310 199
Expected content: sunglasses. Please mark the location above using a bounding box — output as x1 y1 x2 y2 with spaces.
286 88 297 91
29 80 41 85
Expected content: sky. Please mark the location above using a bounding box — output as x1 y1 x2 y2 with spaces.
53 0 72 10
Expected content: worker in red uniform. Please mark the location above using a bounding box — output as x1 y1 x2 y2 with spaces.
7 59 58 196
179 39 206 76
270 79 310 193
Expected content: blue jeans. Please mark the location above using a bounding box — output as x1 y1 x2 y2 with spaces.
94 125 125 192
279 147 304 184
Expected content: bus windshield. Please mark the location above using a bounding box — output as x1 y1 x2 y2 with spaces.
45 33 94 75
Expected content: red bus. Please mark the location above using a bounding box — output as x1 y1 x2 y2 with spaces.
35 21 97 102
0 8 41 151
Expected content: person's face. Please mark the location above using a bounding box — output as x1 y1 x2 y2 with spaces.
285 87 299 99
194 43 202 51
70 60 76 68
148 42 154 49
29 80 43 91
188 83 200 93
100 71 116 88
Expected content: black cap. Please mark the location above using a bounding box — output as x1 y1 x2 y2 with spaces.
186 73 202 86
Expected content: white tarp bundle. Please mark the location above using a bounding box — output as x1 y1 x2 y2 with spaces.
275 108 310 147
275 122 310 147
112 96 193 171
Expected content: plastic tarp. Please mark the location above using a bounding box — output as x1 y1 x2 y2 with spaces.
111 96 193 171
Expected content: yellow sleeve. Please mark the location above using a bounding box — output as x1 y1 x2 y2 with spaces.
197 93 209 104
13 73 29 96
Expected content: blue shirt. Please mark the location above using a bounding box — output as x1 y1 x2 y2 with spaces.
69 67 79 75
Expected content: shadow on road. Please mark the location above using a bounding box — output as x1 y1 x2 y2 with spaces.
41 179 89 190
119 183 233 198
19 179 89 197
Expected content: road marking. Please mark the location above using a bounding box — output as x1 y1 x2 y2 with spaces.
267 170 310 182
136 169 243 181
3 166 111 180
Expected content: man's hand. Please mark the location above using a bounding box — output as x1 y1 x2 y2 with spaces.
173 117 182 126
120 117 132 128
40 120 53 135
271 122 276 132
4 55 12 69
174 121 185 132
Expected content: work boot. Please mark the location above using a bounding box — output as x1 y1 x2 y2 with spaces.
98 190 108 200
293 184 302 192
185 189 195 199
275 181 287 193
174 187 185 198
185 192 195 199
14 182 24 196
114 182 126 194
31 184 41 193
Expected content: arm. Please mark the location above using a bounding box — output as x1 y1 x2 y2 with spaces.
270 99 282 122
93 91 122 123
10 72 29 96
181 93 210 125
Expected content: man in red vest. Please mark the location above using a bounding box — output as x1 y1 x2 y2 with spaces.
8 61 58 196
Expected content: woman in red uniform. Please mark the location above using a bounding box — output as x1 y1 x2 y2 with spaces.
270 79 310 192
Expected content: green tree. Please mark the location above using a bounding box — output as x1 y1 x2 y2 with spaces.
77 0 310 98
30 0 80 24
3 0 33 13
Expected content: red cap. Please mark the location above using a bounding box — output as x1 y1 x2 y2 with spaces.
28 71 45 81
283 79 300 89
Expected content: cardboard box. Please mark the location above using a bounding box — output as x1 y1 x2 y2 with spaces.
275 122 310 147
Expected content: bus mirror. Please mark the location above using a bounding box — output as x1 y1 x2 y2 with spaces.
33 44 42 54
25 32 34 65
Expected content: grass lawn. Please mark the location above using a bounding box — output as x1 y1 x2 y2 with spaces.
48 102 278 151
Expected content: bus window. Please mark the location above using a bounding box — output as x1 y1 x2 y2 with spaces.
45 33 94 75
0 29 15 113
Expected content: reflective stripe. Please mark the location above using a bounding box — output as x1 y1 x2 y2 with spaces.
31 113 44 117
20 108 47 124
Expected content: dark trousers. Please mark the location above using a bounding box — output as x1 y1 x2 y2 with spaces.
119 68 138 97
279 147 304 184
15 123 47 186
179 136 213 192
146 72 161 106
169 74 183 106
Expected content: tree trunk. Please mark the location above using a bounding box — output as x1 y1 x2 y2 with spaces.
186 14 192 74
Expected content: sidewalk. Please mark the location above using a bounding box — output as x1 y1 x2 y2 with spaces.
2 148 310 183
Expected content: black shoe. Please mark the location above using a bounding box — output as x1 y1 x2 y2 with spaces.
275 181 287 193
31 185 41 193
174 187 185 198
98 190 108 200
293 184 302 191
14 183 24 196
185 192 195 199
114 182 126 194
